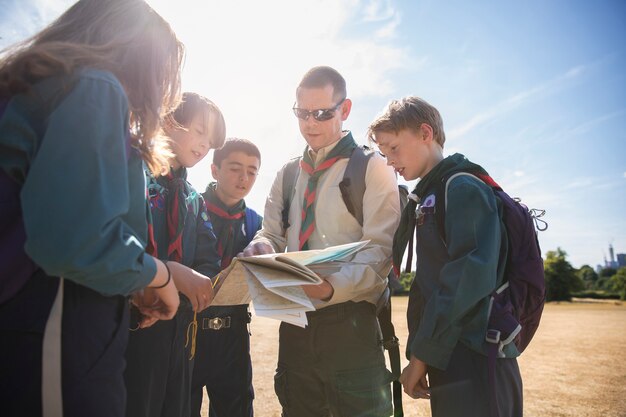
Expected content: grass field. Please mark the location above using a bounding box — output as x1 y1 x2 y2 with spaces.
201 299 626 417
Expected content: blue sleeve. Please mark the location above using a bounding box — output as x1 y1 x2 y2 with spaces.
192 195 221 278
21 71 156 296
411 177 501 369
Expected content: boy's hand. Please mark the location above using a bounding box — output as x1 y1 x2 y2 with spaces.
399 355 430 399
167 261 214 312
242 241 275 257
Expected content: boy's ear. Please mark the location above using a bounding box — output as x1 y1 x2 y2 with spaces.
210 163 219 180
420 123 434 143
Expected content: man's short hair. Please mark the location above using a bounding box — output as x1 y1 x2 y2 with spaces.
298 66 346 102
213 137 261 167
367 96 446 147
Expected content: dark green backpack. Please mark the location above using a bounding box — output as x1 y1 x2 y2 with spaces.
280 145 407 417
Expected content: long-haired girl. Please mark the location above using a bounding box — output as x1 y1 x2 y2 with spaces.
0 1 186 416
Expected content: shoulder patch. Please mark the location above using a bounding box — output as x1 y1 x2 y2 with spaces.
422 193 436 208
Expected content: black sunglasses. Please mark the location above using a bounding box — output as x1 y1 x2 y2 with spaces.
292 98 346 122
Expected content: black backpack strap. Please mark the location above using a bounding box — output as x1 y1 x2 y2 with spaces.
338 145 374 226
280 157 301 232
291 145 377 228
376 286 404 416
281 146 373 231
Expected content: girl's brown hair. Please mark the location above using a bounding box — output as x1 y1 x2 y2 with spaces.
166 92 227 151
0 0 184 174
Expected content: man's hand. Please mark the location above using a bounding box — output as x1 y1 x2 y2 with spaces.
242 241 275 257
399 355 430 399
167 261 214 312
302 278 334 301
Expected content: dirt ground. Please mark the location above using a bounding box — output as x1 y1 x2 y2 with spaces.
201 299 626 417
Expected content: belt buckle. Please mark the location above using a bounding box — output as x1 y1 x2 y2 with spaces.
485 329 501 344
204 316 231 330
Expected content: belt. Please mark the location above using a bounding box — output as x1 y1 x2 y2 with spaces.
202 316 232 330
306 301 376 323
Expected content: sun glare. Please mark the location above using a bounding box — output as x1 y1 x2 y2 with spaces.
145 0 407 204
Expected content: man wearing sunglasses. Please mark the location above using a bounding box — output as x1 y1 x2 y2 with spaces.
243 66 400 417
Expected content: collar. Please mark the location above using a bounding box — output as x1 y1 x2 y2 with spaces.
412 153 489 198
307 130 352 166
204 182 247 215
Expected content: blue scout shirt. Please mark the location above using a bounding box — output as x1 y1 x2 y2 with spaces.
146 169 221 279
0 69 157 297
408 153 514 370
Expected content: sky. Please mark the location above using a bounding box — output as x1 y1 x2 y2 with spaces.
1 0 625 269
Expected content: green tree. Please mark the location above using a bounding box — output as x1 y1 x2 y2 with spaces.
544 248 583 301
595 276 611 290
577 264 599 289
600 267 617 278
399 271 415 293
609 267 626 300
594 267 616 290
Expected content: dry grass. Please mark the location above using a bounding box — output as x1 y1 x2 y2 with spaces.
201 298 626 417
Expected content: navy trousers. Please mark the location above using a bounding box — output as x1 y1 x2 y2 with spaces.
0 272 129 417
190 304 254 417
428 343 523 417
125 299 195 417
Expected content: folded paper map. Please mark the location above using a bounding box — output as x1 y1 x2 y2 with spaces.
210 240 370 327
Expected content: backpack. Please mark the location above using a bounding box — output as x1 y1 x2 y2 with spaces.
244 207 262 246
281 145 407 417
437 171 547 417
281 145 409 229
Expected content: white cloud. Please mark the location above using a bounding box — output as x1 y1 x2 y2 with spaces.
499 174 539 197
514 170 525 177
359 0 402 39
4 0 410 212
565 178 593 189
363 0 396 22
375 14 401 40
564 65 585 78
447 64 587 140
567 109 626 136
144 0 411 204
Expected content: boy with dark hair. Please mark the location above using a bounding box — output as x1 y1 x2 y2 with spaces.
191 138 262 417
125 92 225 417
367 96 523 417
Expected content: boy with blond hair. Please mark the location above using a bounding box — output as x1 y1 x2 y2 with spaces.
368 96 523 417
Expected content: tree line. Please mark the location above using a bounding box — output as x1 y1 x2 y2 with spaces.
395 248 626 302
